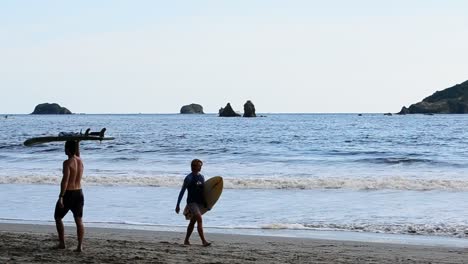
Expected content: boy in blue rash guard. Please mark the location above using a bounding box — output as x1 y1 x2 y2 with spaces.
175 159 211 246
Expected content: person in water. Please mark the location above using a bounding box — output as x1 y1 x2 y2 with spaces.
175 159 211 246
54 140 85 252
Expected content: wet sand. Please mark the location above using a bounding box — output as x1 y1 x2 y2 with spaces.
0 223 466 263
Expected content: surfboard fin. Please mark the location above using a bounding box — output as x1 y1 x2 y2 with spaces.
99 128 106 138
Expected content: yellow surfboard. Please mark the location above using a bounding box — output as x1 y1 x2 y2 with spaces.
200 176 223 215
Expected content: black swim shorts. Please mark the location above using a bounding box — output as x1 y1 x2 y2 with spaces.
54 189 84 219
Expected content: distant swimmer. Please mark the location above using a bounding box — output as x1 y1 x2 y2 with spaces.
54 140 85 252
4 115 7 119
175 159 211 246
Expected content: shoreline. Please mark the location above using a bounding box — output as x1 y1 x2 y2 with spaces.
2 219 468 248
1 223 467 263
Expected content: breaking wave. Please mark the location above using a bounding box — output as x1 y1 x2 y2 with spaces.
1 175 468 191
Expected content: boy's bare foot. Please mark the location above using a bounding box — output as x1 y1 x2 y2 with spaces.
52 243 66 249
74 246 83 252
203 242 211 247
184 240 191 245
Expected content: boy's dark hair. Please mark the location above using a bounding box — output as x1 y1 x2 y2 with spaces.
65 140 78 155
191 159 203 167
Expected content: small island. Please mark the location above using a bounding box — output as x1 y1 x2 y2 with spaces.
180 103 204 114
243 100 256 117
31 103 72 115
219 103 241 117
219 100 259 117
398 80 468 114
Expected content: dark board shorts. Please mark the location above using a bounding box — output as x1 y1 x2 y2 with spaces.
54 189 84 219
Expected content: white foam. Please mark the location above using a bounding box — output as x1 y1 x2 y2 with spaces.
82 175 182 187
1 175 467 191
261 223 312 230
262 222 468 238
306 223 468 238
223 176 468 191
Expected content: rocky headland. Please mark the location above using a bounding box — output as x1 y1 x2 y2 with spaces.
398 80 468 114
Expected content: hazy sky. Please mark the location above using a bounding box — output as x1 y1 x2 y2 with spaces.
1 0 467 114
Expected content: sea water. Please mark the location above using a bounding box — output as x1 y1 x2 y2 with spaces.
0 114 467 246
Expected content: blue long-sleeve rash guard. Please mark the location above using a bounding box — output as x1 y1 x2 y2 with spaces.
176 173 205 207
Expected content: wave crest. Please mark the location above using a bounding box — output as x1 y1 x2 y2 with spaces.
0 175 467 191
224 176 468 191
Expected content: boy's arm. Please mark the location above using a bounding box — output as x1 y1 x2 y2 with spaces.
57 161 70 207
175 177 188 213
176 184 186 207
59 161 70 197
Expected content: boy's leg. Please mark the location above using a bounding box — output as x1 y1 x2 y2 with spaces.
194 214 210 246
185 219 196 245
54 217 66 249
74 217 85 252
54 203 67 249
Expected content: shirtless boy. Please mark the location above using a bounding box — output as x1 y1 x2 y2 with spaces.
54 140 85 252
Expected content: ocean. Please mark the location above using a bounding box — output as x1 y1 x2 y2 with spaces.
1 114 467 247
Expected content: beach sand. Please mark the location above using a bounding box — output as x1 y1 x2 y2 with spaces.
0 223 466 263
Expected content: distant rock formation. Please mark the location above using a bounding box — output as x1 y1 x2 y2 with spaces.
398 80 468 114
219 103 241 117
180 103 204 114
243 100 256 117
31 103 72 115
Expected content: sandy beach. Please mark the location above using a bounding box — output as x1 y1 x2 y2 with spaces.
0 223 466 263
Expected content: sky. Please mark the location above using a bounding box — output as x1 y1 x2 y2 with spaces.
1 0 467 114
